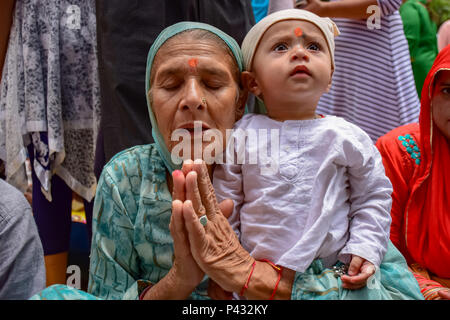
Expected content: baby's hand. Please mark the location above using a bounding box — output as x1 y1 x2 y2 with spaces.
340 255 376 290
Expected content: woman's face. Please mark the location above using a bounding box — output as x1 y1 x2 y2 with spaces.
432 70 450 142
150 34 246 161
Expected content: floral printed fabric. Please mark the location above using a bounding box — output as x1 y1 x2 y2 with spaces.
0 0 100 201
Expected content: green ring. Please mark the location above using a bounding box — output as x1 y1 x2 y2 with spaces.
199 215 208 227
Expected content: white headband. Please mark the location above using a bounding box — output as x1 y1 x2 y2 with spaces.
242 9 340 71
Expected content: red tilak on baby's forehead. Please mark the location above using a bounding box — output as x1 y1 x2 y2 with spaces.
294 27 303 37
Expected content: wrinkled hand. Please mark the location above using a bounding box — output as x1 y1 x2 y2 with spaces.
168 161 204 293
340 255 376 290
208 279 233 300
181 159 255 293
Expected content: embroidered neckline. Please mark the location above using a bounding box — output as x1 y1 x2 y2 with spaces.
398 134 421 165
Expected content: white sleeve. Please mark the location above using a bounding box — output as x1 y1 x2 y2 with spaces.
213 163 244 239
337 129 393 267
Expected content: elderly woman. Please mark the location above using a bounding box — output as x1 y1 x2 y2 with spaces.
376 45 450 300
86 22 247 299
32 22 421 300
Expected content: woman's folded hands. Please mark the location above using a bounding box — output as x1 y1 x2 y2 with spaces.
171 160 255 294
169 159 296 300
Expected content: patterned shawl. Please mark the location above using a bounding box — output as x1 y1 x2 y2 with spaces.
0 0 100 201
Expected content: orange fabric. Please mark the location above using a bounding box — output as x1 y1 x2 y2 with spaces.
376 123 419 263
376 44 450 279
413 272 446 300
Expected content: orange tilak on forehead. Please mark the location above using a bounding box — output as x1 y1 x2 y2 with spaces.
294 27 303 37
188 58 198 70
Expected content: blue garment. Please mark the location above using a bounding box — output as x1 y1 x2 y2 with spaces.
0 179 46 299
252 0 269 22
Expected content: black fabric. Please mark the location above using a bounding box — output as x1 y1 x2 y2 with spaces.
95 0 255 168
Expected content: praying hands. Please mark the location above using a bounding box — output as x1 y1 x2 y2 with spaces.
170 159 295 299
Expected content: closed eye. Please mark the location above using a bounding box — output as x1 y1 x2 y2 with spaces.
162 81 181 90
204 80 222 90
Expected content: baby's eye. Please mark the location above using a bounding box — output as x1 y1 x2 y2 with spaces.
273 43 288 52
307 43 321 51
442 87 450 95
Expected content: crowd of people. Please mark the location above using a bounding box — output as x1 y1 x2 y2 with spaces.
0 0 448 300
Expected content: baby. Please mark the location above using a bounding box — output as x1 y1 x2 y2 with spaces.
213 9 393 291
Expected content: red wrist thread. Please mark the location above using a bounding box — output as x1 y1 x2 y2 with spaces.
258 259 283 300
139 284 153 300
240 261 256 296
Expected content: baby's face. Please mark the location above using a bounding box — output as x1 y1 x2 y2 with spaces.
249 20 333 112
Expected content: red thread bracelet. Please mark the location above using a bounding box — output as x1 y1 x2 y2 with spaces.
139 284 153 300
258 259 283 300
269 267 283 300
240 261 256 296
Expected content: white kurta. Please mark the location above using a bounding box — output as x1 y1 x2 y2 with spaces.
213 114 392 272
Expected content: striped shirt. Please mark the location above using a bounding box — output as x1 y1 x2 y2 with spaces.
317 0 420 142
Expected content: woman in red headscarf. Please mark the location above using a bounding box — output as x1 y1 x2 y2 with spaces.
376 44 450 300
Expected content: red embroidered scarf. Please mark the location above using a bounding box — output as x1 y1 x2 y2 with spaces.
406 45 450 278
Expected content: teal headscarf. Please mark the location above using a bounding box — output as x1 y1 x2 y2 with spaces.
145 22 244 173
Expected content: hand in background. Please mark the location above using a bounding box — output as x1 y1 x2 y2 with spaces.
298 0 326 16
